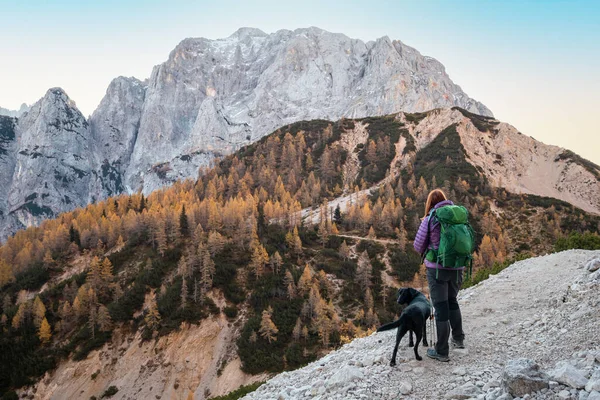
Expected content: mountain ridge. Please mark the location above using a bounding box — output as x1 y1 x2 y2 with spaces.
0 27 598 243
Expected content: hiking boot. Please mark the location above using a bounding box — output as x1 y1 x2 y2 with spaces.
426 348 449 362
451 337 465 349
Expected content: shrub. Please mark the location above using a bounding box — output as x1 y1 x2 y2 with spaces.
554 232 600 252
101 386 118 398
224 306 238 319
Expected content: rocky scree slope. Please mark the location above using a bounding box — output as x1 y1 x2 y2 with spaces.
0 27 492 240
242 250 600 400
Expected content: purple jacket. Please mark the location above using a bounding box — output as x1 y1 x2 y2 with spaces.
413 200 465 270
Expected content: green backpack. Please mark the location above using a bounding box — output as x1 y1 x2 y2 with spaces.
425 205 475 278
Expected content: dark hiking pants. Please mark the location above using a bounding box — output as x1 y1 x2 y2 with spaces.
427 268 465 356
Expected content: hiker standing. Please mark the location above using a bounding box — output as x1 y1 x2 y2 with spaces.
413 189 469 362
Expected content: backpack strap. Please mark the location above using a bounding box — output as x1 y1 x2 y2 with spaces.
424 208 439 263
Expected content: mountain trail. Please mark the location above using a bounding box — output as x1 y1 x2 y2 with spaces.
241 249 600 400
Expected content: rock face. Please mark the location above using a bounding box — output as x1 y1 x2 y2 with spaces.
120 27 492 193
0 27 495 240
88 76 146 197
2 28 600 240
7 88 94 230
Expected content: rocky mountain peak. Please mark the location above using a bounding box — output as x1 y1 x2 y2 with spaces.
228 27 268 39
2 27 597 242
3 87 93 233
0 103 30 118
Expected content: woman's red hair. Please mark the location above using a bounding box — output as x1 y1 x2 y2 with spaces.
424 189 447 218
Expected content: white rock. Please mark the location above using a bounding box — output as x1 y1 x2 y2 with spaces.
585 258 600 272
502 359 550 397
446 382 482 399
586 371 600 392
399 381 412 395
588 391 600 400
327 366 364 388
552 361 589 389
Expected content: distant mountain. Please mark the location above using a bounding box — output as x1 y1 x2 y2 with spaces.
0 27 497 240
0 103 30 118
105 27 493 194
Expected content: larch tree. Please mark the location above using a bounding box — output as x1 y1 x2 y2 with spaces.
33 296 46 328
270 251 283 274
479 234 495 267
59 301 73 332
156 217 168 256
292 317 302 342
200 246 215 294
72 296 84 320
301 325 309 342
285 226 303 256
178 255 190 278
297 264 313 296
259 307 278 343
249 244 269 278
11 303 27 330
180 277 188 309
339 240 351 260
97 305 112 332
367 226 376 239
207 231 225 256
38 318 52 345
356 251 372 292
43 250 55 270
115 235 126 249
86 256 102 292
144 291 161 332
2 294 11 313
283 270 296 299
317 217 329 247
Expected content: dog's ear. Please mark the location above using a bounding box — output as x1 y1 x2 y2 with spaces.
408 288 419 300
396 288 408 304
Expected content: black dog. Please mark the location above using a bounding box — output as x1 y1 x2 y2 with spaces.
377 288 430 365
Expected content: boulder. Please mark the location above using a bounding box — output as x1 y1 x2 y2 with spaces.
586 371 600 392
326 366 364 388
502 359 550 397
551 361 588 389
585 258 600 272
588 391 600 400
399 381 412 395
445 382 482 399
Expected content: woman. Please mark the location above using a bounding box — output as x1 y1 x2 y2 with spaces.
413 189 465 362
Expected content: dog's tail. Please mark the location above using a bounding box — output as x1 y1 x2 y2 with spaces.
376 318 402 332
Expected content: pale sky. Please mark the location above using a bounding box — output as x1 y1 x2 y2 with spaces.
1 0 599 164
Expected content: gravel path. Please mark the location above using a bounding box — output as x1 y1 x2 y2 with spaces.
241 250 600 400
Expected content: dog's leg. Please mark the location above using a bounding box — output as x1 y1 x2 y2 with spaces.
414 328 423 361
422 322 428 347
408 330 414 347
391 325 408 367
